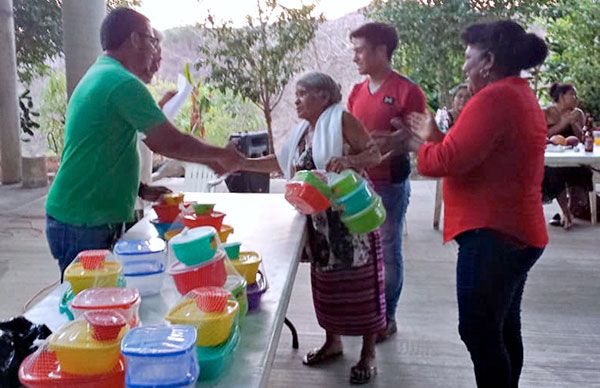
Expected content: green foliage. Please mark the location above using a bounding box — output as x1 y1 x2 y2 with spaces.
368 0 556 109
147 80 263 147
197 0 324 150
536 0 600 117
39 70 67 155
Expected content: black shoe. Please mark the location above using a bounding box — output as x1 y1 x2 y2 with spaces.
549 213 562 227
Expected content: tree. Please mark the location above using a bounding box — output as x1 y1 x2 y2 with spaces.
367 0 558 109
197 0 324 152
13 0 141 84
536 0 600 118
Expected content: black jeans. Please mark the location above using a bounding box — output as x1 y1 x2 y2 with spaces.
455 229 544 388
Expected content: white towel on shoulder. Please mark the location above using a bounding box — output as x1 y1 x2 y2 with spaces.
276 104 345 179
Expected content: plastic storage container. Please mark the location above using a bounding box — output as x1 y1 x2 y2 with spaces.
182 211 226 231
19 348 125 387
149 219 184 240
165 290 239 347
113 238 166 265
292 170 332 199
341 196 387 234
64 253 122 295
224 275 248 322
218 224 234 243
247 270 268 311
329 169 362 199
168 250 228 295
230 251 262 285
335 181 376 215
152 203 181 223
284 181 331 215
48 311 127 375
70 287 140 327
121 325 199 388
196 326 240 381
123 260 165 296
169 226 219 266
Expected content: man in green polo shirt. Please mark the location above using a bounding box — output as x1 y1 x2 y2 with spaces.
46 8 243 276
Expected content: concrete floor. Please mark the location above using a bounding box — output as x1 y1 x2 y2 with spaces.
0 179 598 387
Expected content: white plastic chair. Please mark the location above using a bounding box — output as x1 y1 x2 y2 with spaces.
184 163 225 193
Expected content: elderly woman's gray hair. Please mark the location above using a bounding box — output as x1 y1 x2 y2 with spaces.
297 72 342 106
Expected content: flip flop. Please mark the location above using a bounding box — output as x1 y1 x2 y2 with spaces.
350 364 377 385
302 347 343 366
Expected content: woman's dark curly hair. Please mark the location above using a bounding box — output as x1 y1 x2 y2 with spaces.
462 20 548 74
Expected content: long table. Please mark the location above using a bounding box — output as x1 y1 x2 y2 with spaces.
545 146 600 224
25 193 307 387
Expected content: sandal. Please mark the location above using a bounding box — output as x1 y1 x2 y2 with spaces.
302 347 343 366
549 213 562 227
350 364 377 384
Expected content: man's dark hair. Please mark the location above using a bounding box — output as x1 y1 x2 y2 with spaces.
462 20 548 74
350 22 398 60
100 7 149 51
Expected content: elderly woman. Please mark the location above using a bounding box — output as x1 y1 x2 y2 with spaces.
436 83 472 132
542 83 593 229
376 21 549 387
242 72 384 384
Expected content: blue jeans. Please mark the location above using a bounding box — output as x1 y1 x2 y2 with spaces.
372 179 410 324
455 229 544 388
46 215 123 280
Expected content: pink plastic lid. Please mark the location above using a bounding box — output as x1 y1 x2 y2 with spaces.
71 287 140 310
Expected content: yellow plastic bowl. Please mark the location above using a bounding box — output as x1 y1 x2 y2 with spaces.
231 251 262 285
165 299 239 347
218 224 234 243
64 261 122 295
48 320 124 375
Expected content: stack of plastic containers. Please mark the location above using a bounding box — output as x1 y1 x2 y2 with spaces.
19 310 129 386
330 169 387 234
70 287 141 327
64 250 123 295
121 325 199 387
284 170 332 215
151 193 185 240
226 249 266 312
113 238 166 297
165 287 240 381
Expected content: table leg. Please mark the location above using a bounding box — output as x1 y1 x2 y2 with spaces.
433 179 443 230
590 191 597 225
284 317 299 349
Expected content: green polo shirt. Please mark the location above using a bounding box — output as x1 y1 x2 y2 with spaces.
46 55 167 226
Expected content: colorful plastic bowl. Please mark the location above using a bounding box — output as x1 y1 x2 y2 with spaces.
330 170 362 199
153 203 181 223
169 227 218 266
168 251 228 295
196 326 239 381
341 195 386 234
149 218 183 240
222 242 241 260
218 224 234 243
284 181 330 215
70 287 140 327
335 181 376 216
230 251 262 285
160 192 185 206
182 211 226 231
64 260 122 295
292 170 332 199
166 298 239 347
247 270 268 311
193 203 216 215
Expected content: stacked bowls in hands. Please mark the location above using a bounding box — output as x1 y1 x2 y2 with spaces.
284 170 332 215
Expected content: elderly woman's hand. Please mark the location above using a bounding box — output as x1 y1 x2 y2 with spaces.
402 112 444 143
326 156 352 173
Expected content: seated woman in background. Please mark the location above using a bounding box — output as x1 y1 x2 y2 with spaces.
542 83 593 229
241 72 384 384
435 83 472 132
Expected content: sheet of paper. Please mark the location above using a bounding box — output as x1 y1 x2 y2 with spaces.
162 73 193 120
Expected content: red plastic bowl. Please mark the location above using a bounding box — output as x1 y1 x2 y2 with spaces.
152 203 181 223
285 181 331 215
182 211 226 230
78 250 109 270
168 252 227 295
84 311 127 342
191 287 232 313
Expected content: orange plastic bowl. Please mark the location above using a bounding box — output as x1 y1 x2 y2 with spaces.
284 181 330 215
152 204 181 223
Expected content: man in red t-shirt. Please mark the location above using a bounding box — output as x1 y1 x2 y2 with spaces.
348 22 427 341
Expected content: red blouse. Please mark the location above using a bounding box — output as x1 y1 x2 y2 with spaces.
418 77 549 248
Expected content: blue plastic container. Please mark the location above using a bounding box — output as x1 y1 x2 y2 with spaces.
121 325 199 387
114 238 166 264
196 326 240 381
123 260 165 296
150 219 184 240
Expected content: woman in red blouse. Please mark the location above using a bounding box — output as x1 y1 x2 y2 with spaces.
375 20 549 388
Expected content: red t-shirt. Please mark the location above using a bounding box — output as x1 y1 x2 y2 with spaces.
348 72 426 182
418 77 549 248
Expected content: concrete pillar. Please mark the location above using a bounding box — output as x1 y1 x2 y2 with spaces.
0 0 22 184
62 0 106 98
